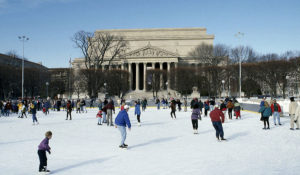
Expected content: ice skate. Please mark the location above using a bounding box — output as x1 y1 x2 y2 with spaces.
138 122 141 127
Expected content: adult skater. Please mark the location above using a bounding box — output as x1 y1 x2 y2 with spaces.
295 102 300 130
209 105 226 141
226 100 234 120
30 101 39 125
270 99 282 125
184 98 187 112
115 105 131 149
259 101 272 129
170 99 176 119
141 98 147 111
204 99 209 117
289 97 299 130
66 100 72 120
156 98 160 110
191 103 201 134
135 101 141 126
106 99 115 126
38 131 52 173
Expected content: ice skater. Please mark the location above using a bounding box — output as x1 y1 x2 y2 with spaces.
115 105 131 149
209 105 226 141
30 101 39 125
135 101 141 126
66 100 72 120
96 110 103 125
259 101 272 129
170 99 176 119
191 103 201 134
37 131 52 173
289 97 299 130
271 99 282 125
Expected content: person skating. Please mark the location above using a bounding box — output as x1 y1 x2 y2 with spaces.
184 98 188 112
191 103 201 134
220 100 227 121
30 101 39 125
233 100 241 119
226 100 234 120
259 101 272 129
76 100 81 114
209 105 226 141
177 99 182 112
106 99 115 126
270 99 282 125
21 103 27 118
204 99 209 117
115 105 131 149
295 103 300 130
156 98 160 110
135 101 141 126
17 101 23 118
141 98 147 111
289 97 299 130
66 100 72 120
38 131 52 173
170 99 176 119
96 110 103 125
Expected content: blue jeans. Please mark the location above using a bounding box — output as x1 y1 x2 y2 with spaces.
157 104 160 110
117 125 127 145
32 114 38 123
102 112 106 123
209 105 214 112
98 117 102 124
212 121 224 139
273 112 280 124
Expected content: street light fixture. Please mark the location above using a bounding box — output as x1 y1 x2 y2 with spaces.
18 36 29 99
46 82 49 98
234 32 244 99
222 80 225 97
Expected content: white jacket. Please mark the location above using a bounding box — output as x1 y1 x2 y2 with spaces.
289 101 298 115
295 105 300 120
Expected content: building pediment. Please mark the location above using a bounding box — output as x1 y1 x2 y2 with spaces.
122 44 179 58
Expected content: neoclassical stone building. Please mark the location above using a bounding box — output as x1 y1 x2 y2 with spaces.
72 28 214 93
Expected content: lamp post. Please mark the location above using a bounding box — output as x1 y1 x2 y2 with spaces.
165 82 168 98
46 82 49 98
222 80 225 97
104 83 107 98
18 36 29 99
234 32 244 99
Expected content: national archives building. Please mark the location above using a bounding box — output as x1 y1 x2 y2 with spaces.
72 28 214 92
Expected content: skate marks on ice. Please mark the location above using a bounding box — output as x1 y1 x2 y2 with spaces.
226 131 249 140
129 136 179 149
50 156 115 174
0 138 39 145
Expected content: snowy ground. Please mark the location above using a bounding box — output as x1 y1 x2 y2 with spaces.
0 107 300 175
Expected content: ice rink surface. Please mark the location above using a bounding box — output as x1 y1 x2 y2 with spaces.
0 107 299 175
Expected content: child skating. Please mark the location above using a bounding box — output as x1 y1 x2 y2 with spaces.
134 101 141 126
38 131 52 173
96 110 103 125
191 103 201 134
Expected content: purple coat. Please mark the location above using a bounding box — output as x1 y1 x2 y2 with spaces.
191 108 200 120
38 138 51 153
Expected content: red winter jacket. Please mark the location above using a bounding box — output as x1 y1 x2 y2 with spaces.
210 108 225 123
271 103 281 113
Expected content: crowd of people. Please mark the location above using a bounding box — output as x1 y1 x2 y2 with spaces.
1 95 300 173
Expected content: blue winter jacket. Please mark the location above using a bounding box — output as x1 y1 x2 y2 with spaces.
115 110 131 128
260 101 265 107
135 104 141 115
259 106 272 117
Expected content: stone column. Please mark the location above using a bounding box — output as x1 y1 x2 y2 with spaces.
143 63 147 92
121 64 124 70
136 63 140 91
160 62 163 89
152 62 155 69
167 62 171 89
175 63 178 89
128 63 132 91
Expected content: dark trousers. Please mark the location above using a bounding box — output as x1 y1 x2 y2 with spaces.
170 111 176 118
137 115 140 123
212 121 224 139
192 119 198 129
38 150 47 171
228 108 233 119
21 112 27 118
204 109 208 116
66 111 72 120
263 117 270 128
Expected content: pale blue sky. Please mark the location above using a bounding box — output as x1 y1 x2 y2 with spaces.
0 0 299 68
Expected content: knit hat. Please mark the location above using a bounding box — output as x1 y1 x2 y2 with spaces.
124 105 130 109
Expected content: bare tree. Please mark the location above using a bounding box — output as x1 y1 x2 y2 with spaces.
72 30 128 97
230 46 257 63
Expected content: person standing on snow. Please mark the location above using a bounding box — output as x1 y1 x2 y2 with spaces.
66 100 72 120
115 105 131 149
209 105 226 141
37 131 52 173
